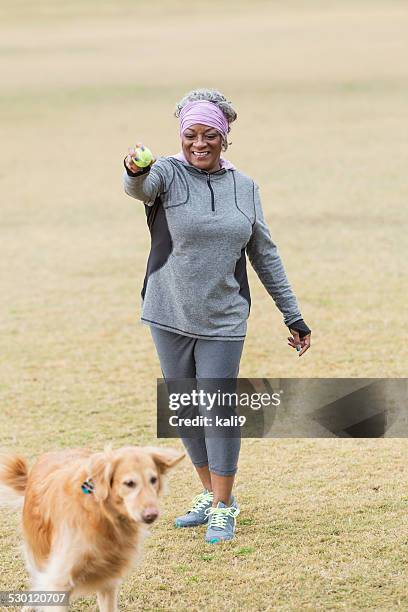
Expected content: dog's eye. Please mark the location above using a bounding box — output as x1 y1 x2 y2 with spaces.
124 480 137 488
150 476 158 485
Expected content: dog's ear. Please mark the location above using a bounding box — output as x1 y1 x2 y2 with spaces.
86 451 114 501
144 447 185 474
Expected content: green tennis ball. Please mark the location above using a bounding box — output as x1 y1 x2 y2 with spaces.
132 146 153 168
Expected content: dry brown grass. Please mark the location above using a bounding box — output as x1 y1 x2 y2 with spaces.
1 1 408 610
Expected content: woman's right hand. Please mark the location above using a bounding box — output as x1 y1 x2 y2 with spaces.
125 142 155 173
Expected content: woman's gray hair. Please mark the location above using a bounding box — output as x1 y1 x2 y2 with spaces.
174 88 237 151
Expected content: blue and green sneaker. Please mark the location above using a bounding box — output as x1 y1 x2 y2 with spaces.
204 498 240 543
175 490 214 528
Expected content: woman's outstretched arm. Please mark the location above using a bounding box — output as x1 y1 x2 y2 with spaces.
123 144 173 206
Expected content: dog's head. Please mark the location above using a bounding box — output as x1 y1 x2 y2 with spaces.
84 446 184 524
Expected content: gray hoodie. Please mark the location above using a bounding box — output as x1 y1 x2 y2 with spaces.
123 156 302 341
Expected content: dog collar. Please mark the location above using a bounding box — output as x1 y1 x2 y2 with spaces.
81 478 95 495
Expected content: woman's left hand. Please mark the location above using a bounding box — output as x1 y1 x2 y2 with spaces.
287 329 311 357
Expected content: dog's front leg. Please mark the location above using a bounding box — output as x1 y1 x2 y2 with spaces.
97 585 119 612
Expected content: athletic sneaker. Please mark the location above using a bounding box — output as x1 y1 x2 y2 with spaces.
204 498 240 543
174 490 214 528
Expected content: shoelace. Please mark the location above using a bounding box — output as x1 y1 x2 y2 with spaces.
205 505 240 529
189 491 214 514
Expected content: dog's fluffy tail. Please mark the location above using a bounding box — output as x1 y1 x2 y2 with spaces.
0 453 28 510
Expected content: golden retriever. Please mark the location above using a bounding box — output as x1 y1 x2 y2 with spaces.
0 445 184 611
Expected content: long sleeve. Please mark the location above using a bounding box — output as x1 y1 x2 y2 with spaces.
123 157 174 206
246 184 302 327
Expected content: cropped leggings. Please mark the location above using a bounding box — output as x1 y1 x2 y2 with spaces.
150 326 244 476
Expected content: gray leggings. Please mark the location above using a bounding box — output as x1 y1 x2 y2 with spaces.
150 326 244 476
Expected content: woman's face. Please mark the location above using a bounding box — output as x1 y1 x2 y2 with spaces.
181 124 223 173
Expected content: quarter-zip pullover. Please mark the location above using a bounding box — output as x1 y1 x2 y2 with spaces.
123 156 303 341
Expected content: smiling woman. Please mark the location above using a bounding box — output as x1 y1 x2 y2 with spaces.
123 87 311 545
182 125 222 172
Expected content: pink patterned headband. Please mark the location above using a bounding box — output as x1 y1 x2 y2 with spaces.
179 100 229 138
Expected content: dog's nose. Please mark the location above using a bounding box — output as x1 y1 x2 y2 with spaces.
142 508 159 524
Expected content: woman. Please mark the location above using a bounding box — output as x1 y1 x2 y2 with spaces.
123 88 311 544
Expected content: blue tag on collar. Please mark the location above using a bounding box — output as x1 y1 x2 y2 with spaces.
81 479 95 495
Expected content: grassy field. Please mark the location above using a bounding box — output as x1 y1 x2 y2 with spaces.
1 1 408 609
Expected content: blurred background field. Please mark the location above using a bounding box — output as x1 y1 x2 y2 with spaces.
1 1 408 610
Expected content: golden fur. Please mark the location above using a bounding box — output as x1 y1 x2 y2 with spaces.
0 446 184 611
